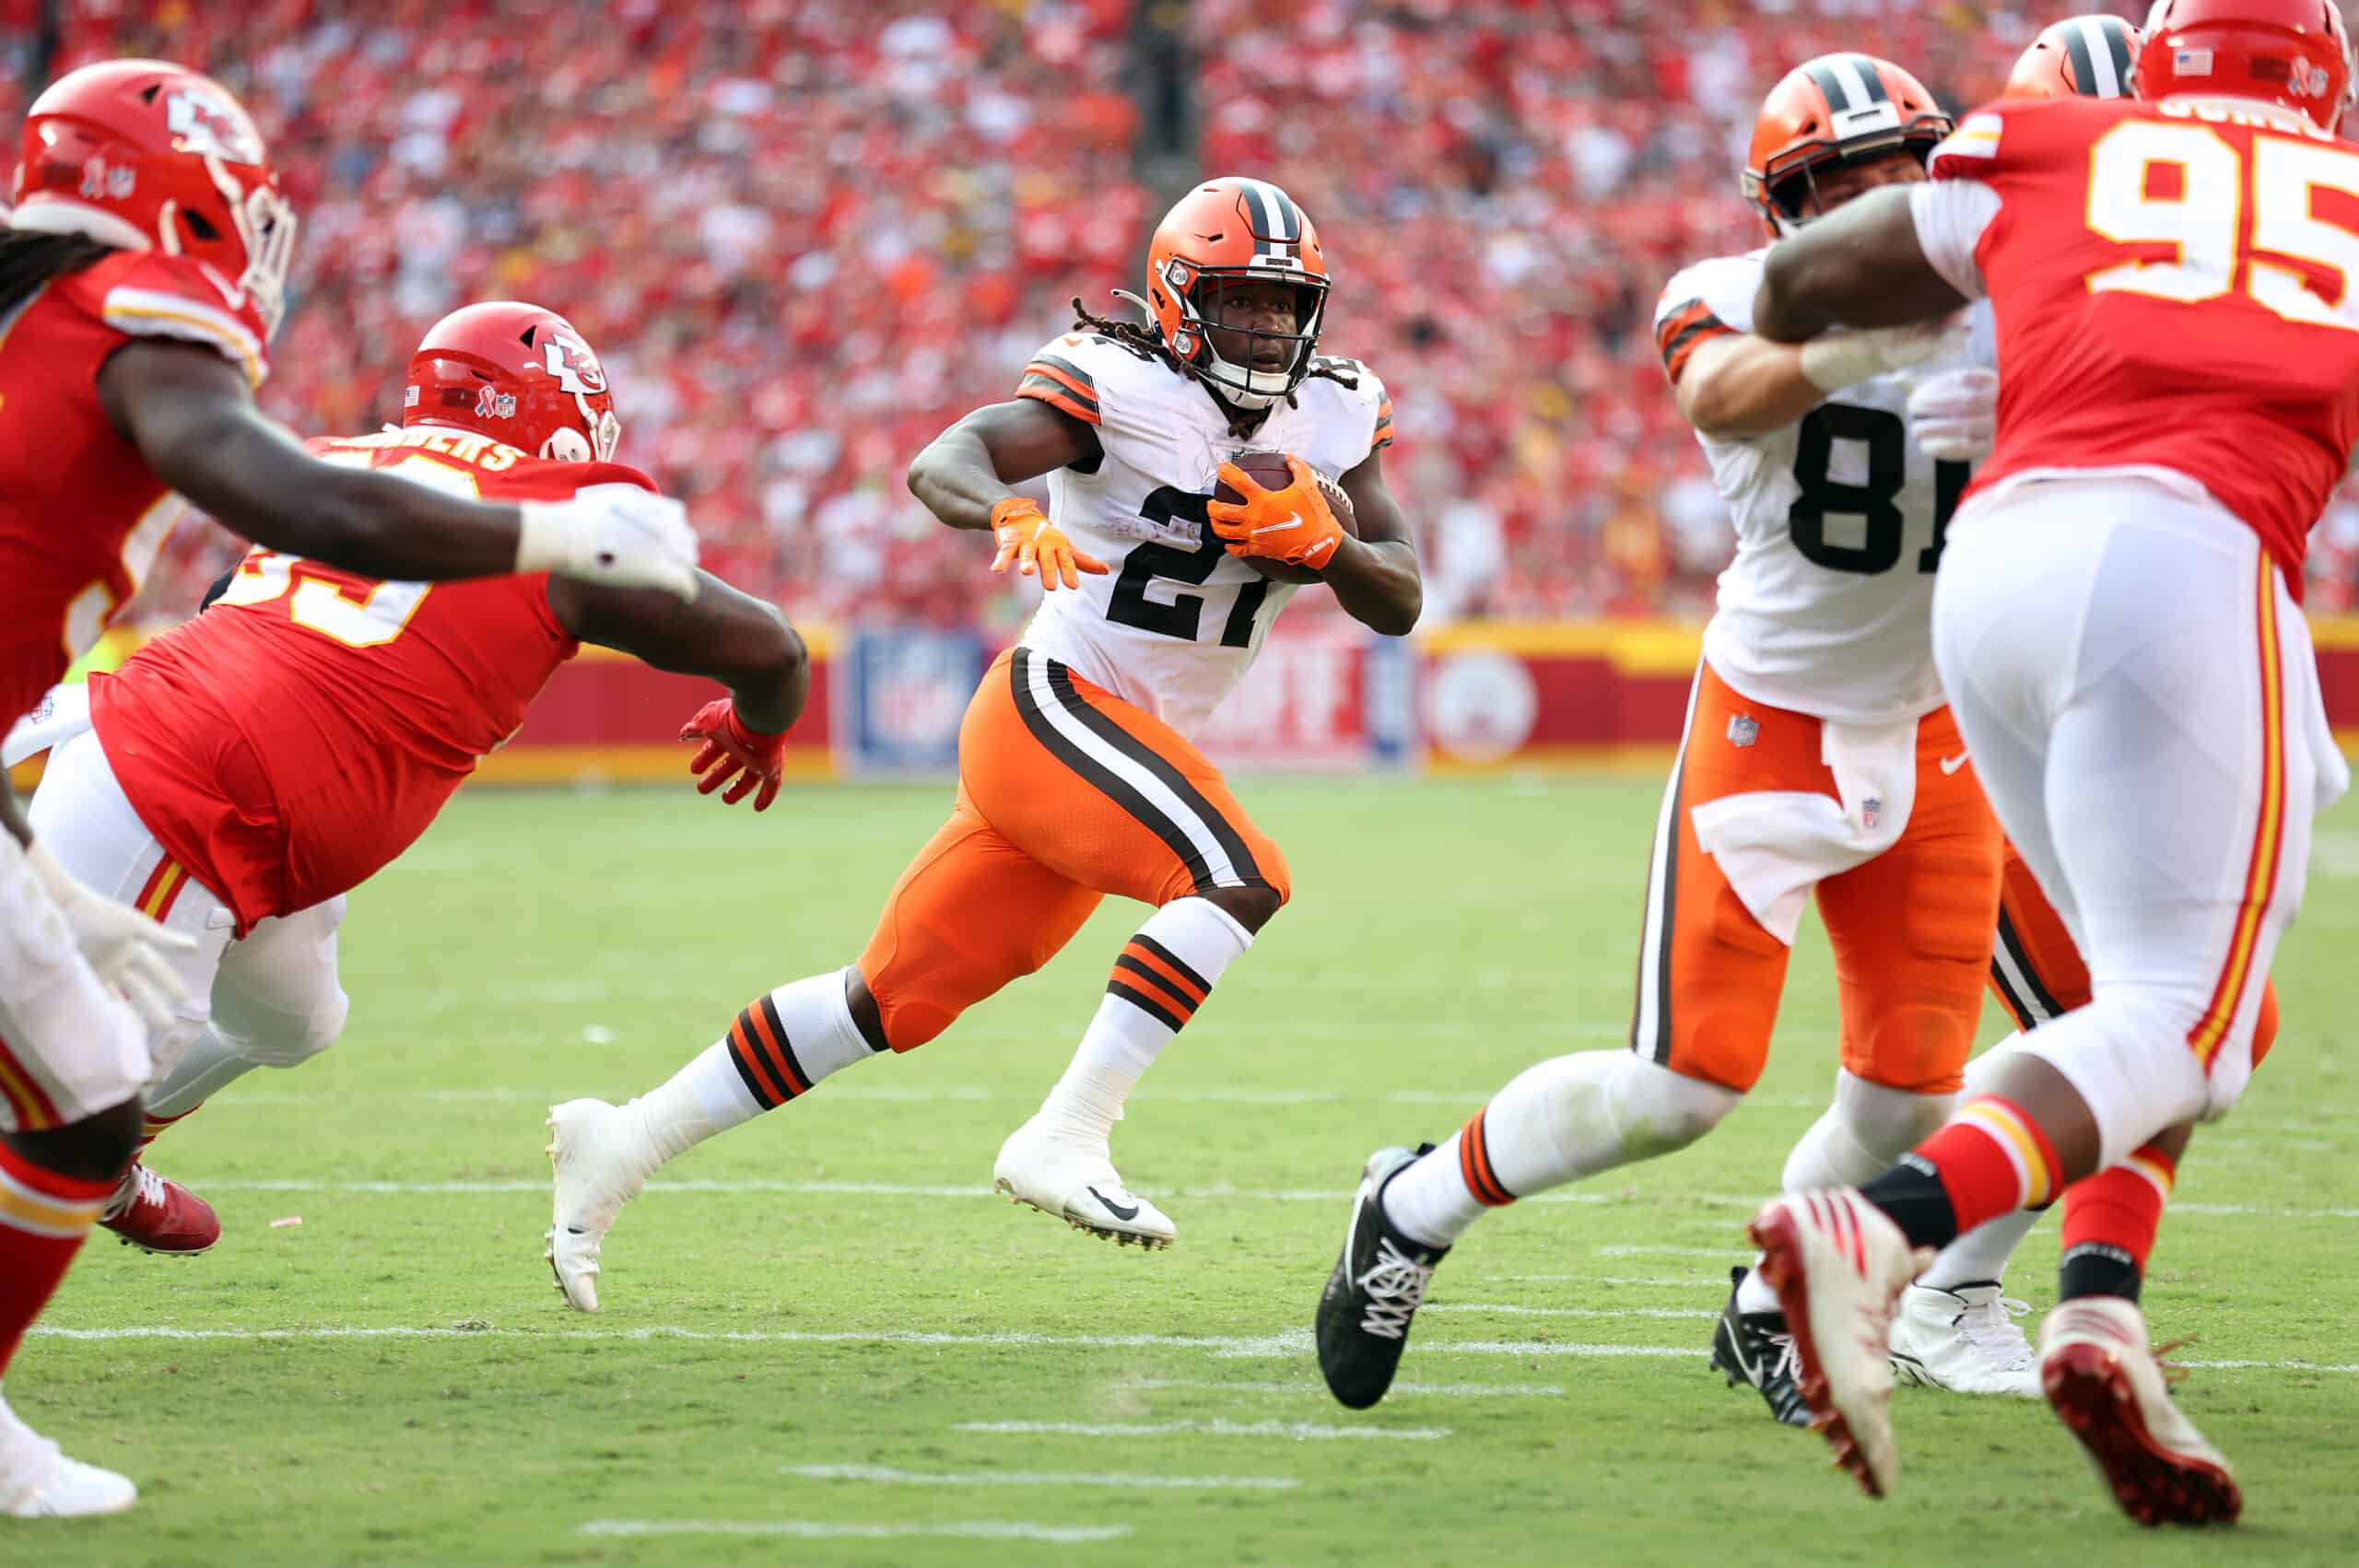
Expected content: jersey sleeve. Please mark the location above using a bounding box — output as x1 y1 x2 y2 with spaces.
1908 180 2003 301
1015 334 1105 427
92 252 271 389
1020 332 1194 472
1652 252 1763 386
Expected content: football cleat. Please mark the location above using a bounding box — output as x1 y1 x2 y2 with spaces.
99 1162 220 1256
545 1097 658 1313
1709 1267 1811 1426
2040 1296 2240 1527
1747 1189 1933 1500
991 1117 1174 1249
1316 1144 1448 1410
0 1399 135 1518
1889 1281 2040 1398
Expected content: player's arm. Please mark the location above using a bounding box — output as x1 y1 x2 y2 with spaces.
1752 185 1969 342
907 398 1109 589
98 344 696 597
1672 333 1831 439
1324 446 1421 637
545 570 810 737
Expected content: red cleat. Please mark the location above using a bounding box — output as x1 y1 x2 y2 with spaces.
99 1163 220 1256
2041 1297 2241 1527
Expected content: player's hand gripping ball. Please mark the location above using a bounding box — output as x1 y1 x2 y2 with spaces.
1207 451 1358 584
679 697 788 812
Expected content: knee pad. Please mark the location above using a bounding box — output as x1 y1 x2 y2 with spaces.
223 986 349 1070
2022 990 2211 1169
1483 1051 1740 1195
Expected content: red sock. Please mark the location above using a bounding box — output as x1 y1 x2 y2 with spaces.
2057 1142 2176 1302
135 1105 200 1157
1911 1095 2064 1235
0 1141 112 1378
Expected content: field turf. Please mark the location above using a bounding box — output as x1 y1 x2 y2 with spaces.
8 777 2358 1567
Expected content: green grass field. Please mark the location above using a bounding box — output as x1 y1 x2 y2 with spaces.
7 776 2358 1567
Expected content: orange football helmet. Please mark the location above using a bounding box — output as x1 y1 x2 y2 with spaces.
1122 176 1329 410
2137 0 2354 133
1743 53 1953 237
2009 16 2142 99
404 301 619 463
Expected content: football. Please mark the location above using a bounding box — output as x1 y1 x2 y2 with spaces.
1215 449 1358 584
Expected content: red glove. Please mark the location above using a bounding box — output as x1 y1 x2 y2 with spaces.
679 697 787 812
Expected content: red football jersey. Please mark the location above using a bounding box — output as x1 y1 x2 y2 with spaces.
89 430 657 927
1928 95 2359 586
0 249 271 727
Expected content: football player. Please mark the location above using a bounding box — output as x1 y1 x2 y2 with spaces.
1312 53 2020 1421
1888 10 2284 1398
546 176 1417 1309
0 62 697 1517
1744 0 2353 1521
11 300 806 1268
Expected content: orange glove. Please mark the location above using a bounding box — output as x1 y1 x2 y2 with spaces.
989 497 1107 591
679 696 787 812
1206 456 1345 571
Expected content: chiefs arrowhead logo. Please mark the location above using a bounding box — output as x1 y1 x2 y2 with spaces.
164 87 265 168
540 330 608 397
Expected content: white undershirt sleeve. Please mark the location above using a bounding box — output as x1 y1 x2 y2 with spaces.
1907 180 2002 303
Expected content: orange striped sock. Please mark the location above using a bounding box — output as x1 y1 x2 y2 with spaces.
1913 1094 2063 1235
0 1142 111 1378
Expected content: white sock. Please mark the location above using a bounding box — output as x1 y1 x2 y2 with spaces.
147 1028 264 1119
1383 1050 1740 1249
632 969 877 1163
1035 897 1252 1143
1733 1069 1959 1315
1917 1206 2044 1291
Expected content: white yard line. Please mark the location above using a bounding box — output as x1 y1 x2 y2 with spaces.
1424 1304 1717 1321
784 1463 1297 1492
1484 1276 1722 1288
952 1419 1449 1442
1117 1379 1565 1398
580 1520 1131 1543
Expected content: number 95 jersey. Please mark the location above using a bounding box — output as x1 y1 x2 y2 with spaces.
1654 249 1980 724
1013 332 1392 738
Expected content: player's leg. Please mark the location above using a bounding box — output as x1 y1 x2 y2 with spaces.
979 649 1289 1246
546 790 1099 1310
23 731 235 1258
1755 487 2331 1512
100 897 353 1254
1319 663 1790 1409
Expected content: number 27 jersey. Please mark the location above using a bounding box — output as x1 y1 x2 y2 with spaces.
1013 332 1391 737
1654 249 1978 724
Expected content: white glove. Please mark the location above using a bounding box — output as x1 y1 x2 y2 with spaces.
24 840 195 1037
1907 367 2000 462
1798 316 1966 393
516 484 700 602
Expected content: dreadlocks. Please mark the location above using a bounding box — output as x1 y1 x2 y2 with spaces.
1067 295 1360 409
0 230 115 323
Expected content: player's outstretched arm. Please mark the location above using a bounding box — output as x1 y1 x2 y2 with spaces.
99 343 698 598
1753 185 1966 342
905 399 1100 532
546 569 810 737
1673 333 1830 439
1326 448 1422 637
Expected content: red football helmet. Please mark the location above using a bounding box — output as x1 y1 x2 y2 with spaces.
1121 176 1330 410
8 59 295 336
2137 0 2354 132
2009 16 2142 99
1743 53 1953 237
404 301 619 463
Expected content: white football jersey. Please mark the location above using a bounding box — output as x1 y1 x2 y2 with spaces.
1015 332 1391 737
1655 248 1989 724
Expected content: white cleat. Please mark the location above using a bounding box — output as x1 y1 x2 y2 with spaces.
0 1401 136 1519
546 1097 657 1313
1747 1189 1934 1500
992 1117 1175 1250
2040 1296 2240 1526
1889 1281 2040 1398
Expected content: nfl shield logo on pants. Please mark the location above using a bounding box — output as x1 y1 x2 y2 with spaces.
1860 796 1882 831
1727 714 1759 749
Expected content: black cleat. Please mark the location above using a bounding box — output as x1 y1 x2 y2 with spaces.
1316 1144 1449 1410
1709 1265 1811 1427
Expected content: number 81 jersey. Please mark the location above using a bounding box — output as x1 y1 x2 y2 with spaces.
1014 331 1391 737
1655 248 1978 724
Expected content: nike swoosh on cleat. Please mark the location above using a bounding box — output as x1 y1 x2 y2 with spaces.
1087 1187 1141 1223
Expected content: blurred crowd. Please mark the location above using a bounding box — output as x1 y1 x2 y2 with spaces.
14 0 2359 626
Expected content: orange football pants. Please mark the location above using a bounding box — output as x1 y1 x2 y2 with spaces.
855 647 1289 1051
1989 838 2278 1067
1631 662 2003 1094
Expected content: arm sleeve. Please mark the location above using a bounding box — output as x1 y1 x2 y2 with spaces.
1907 180 2003 303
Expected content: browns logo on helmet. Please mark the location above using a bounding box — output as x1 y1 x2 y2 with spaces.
1116 176 1330 411
2137 0 2355 132
8 58 297 335
405 300 621 464
2009 16 2142 99
1743 53 1954 237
